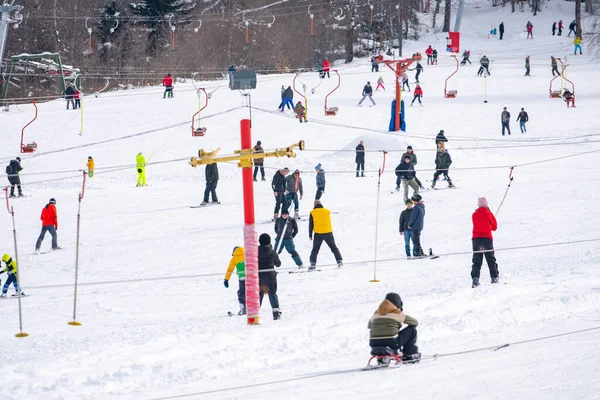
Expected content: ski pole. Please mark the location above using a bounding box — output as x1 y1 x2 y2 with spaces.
496 166 514 216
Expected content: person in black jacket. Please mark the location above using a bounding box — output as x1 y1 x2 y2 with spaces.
253 141 265 181
273 208 304 269
516 108 529 133
271 167 289 221
401 146 424 189
358 82 376 106
431 147 454 189
258 233 282 320
201 162 219 205
499 22 504 40
435 130 448 146
414 62 423 83
64 83 76 110
355 141 365 177
280 86 294 111
399 199 414 257
395 155 420 202
6 157 23 197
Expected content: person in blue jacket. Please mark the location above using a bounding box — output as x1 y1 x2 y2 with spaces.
407 194 426 257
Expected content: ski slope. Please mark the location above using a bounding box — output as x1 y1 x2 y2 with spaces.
2 2 600 399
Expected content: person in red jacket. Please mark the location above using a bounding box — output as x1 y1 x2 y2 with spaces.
162 73 174 98
35 198 60 252
411 84 423 106
425 45 433 65
74 89 81 109
321 59 331 79
471 197 498 287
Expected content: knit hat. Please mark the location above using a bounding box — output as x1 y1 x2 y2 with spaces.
259 233 271 246
439 130 444 134
407 145 413 150
16 157 21 162
281 208 289 215
478 197 488 208
49 198 56 204
385 292 403 310
88 156 92 159
411 193 422 202
315 163 322 170
257 140 261 145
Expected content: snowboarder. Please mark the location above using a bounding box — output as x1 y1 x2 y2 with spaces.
399 200 414 258
401 71 411 92
499 22 504 40
410 84 423 106
558 20 564 36
308 201 343 269
0 254 26 298
402 146 424 189
551 56 560 76
460 50 471 65
315 163 326 200
253 141 266 181
425 45 433 65
201 162 219 205
35 198 59 252
552 22 557 36
516 108 529 133
294 101 307 123
322 58 331 78
368 292 421 363
6 157 23 197
376 76 385 91
501 107 511 136
414 62 423 82
257 233 282 320
407 194 426 257
431 147 454 189
471 197 499 287
162 73 174 98
136 152 147 187
526 21 533 39
477 55 490 77
285 170 303 218
224 246 246 315
280 86 294 111
356 141 365 177
272 167 289 221
371 55 379 72
64 83 76 110
86 156 94 178
358 82 376 106
395 155 419 202
568 20 576 37
274 208 304 269
435 130 448 146
525 56 531 76
574 36 582 55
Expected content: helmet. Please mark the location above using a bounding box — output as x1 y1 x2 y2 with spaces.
49 198 56 204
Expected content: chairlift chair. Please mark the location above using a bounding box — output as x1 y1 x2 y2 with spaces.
21 101 38 153
444 55 459 98
192 88 209 136
324 70 341 116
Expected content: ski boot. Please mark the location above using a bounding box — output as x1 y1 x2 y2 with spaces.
308 262 316 272
273 309 282 320
402 352 421 364
491 277 499 284
238 304 246 316
261 177 266 181
18 193 24 197
211 201 221 204
9 194 16 198
472 277 480 288
0 294 6 299
356 173 360 177
337 261 343 268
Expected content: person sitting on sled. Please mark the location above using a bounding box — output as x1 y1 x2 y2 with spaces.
294 101 307 123
368 292 421 363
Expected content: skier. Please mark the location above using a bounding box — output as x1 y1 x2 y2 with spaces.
501 107 511 136
376 76 385 91
414 62 423 82
35 198 60 252
552 22 557 36
6 157 23 197
574 36 582 55
410 84 423 106
551 56 560 76
322 58 331 78
201 162 219 205
368 292 421 363
280 86 294 111
431 48 438 65
477 55 490 77
516 107 529 133
74 88 81 109
431 146 454 189
526 21 533 39
471 197 499 287
285 169 303 218
425 45 433 65
395 155 419 202
401 71 410 92
257 233 282 320
435 130 448 146
407 194 426 257
568 20 576 37
294 101 307 123
525 56 531 76
224 246 246 315
274 208 304 269
558 20 564 36
86 156 94 178
401 146 424 189
64 83 76 110
355 140 365 177
358 81 376 106
136 152 147 187
399 200 414 258
499 22 504 40
308 201 343 269
162 73 174 98
315 164 326 200
460 50 471 65
253 141 266 182
371 55 379 72
0 254 26 298
272 167 289 221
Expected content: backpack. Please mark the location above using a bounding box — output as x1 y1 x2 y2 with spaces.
6 164 12 175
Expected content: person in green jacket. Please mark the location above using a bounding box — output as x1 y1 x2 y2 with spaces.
136 152 147 187
1 254 26 298
224 246 246 315
431 146 454 189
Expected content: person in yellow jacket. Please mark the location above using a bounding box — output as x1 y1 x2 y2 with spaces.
573 36 582 55
136 152 147 187
224 246 246 315
308 200 342 270
0 254 26 298
86 156 95 178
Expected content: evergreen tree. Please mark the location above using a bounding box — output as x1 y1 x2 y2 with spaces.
98 1 122 44
131 0 196 55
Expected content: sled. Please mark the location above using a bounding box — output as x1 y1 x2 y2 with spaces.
365 346 403 369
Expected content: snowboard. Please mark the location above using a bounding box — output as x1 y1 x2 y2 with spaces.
1 293 30 299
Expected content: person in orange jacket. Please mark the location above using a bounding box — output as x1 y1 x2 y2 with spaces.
162 73 174 98
35 198 60 252
411 84 423 106
321 59 331 79
86 156 95 178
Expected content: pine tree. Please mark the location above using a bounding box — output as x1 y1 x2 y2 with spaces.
131 0 196 55
98 1 121 44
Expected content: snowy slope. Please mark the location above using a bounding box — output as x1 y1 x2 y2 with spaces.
2 2 600 399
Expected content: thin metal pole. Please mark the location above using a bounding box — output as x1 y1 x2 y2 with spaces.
69 171 86 326
484 75 488 103
371 151 387 282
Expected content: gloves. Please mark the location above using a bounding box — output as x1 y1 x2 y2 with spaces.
223 279 229 288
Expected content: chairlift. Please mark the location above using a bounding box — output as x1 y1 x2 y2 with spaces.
293 72 308 120
444 55 459 98
324 70 341 116
21 101 38 153
191 88 208 136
